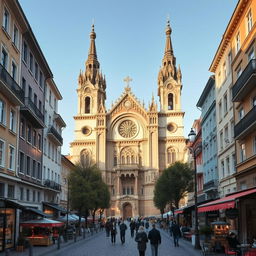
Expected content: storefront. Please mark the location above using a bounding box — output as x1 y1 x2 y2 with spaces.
0 199 25 252
43 202 66 219
198 187 256 243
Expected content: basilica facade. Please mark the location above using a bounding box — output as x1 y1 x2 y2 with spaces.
70 22 186 218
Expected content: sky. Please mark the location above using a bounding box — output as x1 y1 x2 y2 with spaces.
19 0 238 155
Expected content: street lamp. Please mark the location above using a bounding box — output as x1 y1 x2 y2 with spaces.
188 128 201 250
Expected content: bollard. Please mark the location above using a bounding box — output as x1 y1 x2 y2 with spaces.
5 249 10 256
29 243 33 256
57 236 61 250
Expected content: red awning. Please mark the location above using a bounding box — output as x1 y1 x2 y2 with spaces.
174 209 183 214
198 188 256 213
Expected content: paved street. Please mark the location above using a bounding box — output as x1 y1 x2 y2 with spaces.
50 227 201 256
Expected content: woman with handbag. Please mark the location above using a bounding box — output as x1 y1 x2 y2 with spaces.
135 226 148 256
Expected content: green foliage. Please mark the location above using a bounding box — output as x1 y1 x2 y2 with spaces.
69 164 110 217
154 161 193 211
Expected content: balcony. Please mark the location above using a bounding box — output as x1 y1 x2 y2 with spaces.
203 179 218 192
54 112 66 128
21 97 44 128
0 63 24 105
232 59 256 102
114 163 140 171
47 125 63 146
234 105 256 140
44 179 61 191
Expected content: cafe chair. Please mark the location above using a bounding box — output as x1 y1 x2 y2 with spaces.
201 243 216 256
225 247 237 256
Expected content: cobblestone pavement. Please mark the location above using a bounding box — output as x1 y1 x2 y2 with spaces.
51 227 202 256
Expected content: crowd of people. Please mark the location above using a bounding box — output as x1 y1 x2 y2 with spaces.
104 217 182 256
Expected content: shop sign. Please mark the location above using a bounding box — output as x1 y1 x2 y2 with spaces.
225 208 239 219
206 211 219 218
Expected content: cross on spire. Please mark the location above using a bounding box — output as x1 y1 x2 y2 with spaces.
124 76 132 87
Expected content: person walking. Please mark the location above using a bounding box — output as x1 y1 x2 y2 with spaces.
119 221 127 244
148 224 161 256
145 221 150 233
170 221 181 247
105 220 110 237
130 220 136 238
110 222 117 244
135 226 148 256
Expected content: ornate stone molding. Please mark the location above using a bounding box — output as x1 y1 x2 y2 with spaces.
70 140 96 146
74 115 96 120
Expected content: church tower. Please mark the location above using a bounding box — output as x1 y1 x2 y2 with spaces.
158 20 182 112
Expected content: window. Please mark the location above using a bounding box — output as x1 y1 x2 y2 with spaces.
237 67 242 78
8 145 15 170
32 160 36 178
253 137 256 154
33 191 36 202
39 71 43 88
223 62 227 80
34 93 37 107
0 183 4 197
29 53 33 72
247 10 253 34
13 25 19 48
238 108 244 120
236 32 240 54
220 131 223 150
221 160 225 178
54 98 57 111
37 163 41 179
218 71 221 85
9 109 15 132
7 185 14 199
226 157 230 175
49 90 52 105
22 78 26 94
85 97 90 113
224 126 229 144
3 8 9 33
231 120 234 138
0 99 5 125
48 142 51 158
11 61 17 81
240 181 247 190
23 42 27 63
47 168 50 179
26 189 30 201
168 93 174 110
224 94 228 114
39 100 42 112
20 187 24 201
240 143 246 162
0 139 5 167
228 51 232 74
20 119 25 139
27 125 32 143
26 156 30 176
32 130 36 147
232 153 236 173
37 192 40 202
248 47 255 61
218 100 222 120
38 134 42 150
1 47 8 69
28 86 32 99
19 151 25 173
35 62 38 81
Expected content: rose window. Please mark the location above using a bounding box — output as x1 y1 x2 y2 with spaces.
118 120 137 138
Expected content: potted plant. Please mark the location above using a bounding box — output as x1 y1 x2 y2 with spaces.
16 236 26 252
199 225 212 243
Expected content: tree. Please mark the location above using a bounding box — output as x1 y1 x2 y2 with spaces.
69 164 110 227
154 161 193 213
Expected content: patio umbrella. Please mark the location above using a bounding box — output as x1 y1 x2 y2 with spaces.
20 218 64 227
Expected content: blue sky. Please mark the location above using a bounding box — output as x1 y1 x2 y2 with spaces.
19 0 238 155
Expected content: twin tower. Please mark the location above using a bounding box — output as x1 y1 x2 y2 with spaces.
70 22 186 217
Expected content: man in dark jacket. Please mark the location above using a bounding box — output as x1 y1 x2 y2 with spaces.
130 220 136 238
119 221 127 244
170 221 181 247
148 224 161 256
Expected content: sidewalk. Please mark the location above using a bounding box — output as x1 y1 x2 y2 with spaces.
0 230 103 256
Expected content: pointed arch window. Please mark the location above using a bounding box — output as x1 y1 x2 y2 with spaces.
168 93 174 110
167 147 176 164
85 97 91 113
80 149 91 167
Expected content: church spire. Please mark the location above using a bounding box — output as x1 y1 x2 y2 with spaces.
164 20 173 58
87 24 98 63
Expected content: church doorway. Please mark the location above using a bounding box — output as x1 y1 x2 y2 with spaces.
123 203 132 220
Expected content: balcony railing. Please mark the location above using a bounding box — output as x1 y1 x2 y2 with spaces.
232 59 256 102
0 63 24 104
203 180 218 192
44 179 61 191
114 163 140 170
234 105 256 139
21 97 44 128
48 125 63 145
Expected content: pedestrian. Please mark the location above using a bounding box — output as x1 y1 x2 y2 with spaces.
119 221 127 244
110 222 117 244
130 220 136 238
135 226 148 256
105 219 110 237
145 221 149 233
170 221 181 247
135 220 140 233
148 223 161 256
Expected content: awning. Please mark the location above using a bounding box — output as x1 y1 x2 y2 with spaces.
174 204 194 215
43 202 67 213
198 188 256 213
0 198 26 209
20 218 64 227
25 207 51 218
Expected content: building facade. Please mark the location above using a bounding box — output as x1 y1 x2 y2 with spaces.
197 76 219 200
70 22 186 218
210 13 237 198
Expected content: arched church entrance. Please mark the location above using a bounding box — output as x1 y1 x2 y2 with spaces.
123 203 132 220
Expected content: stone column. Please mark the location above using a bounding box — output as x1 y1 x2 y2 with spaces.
135 173 138 195
117 173 120 196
